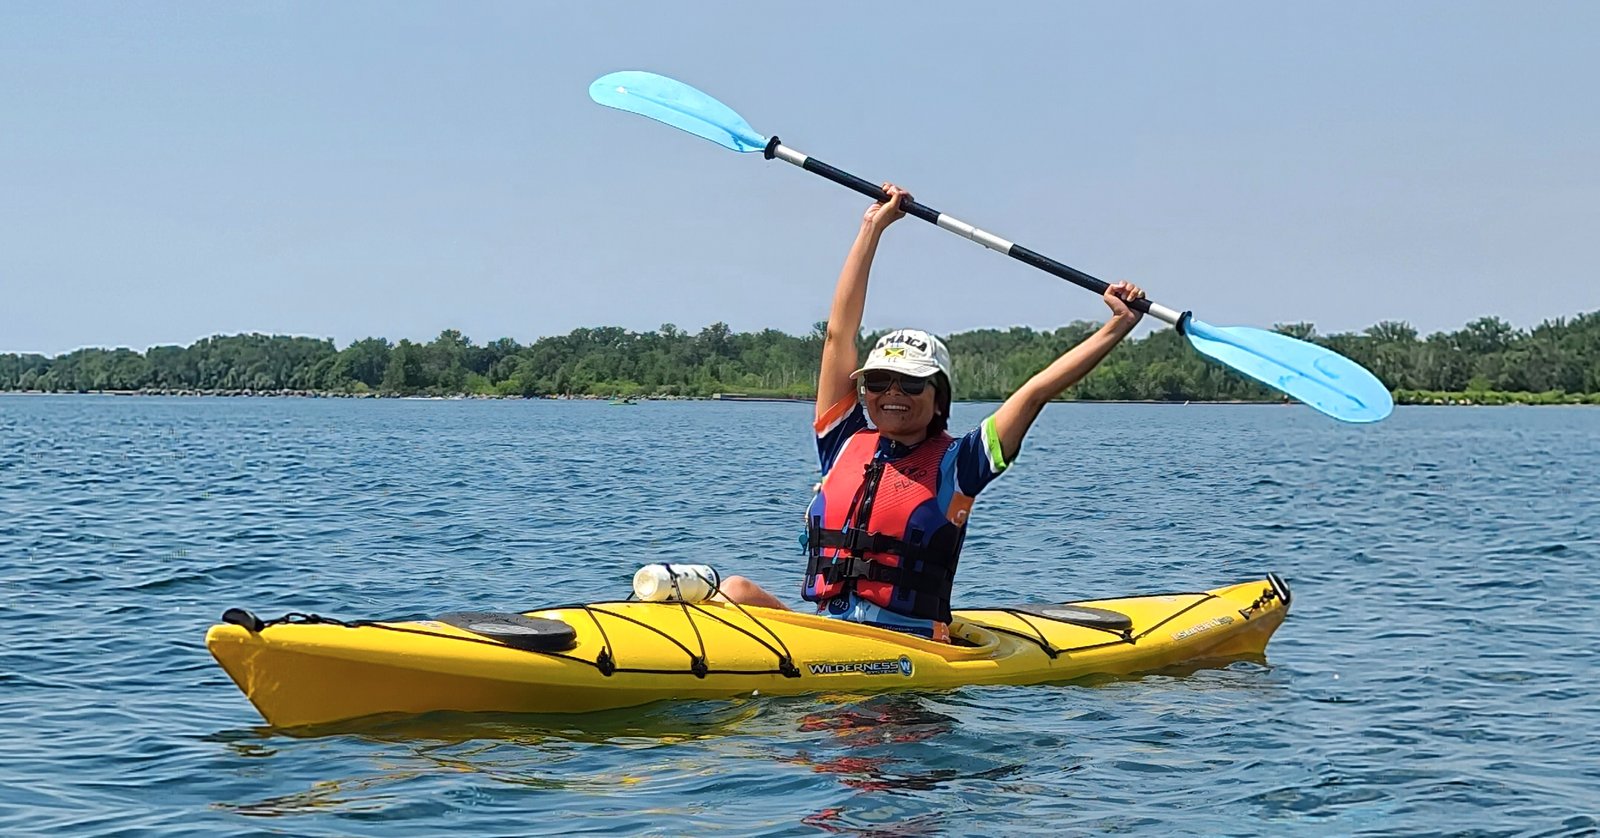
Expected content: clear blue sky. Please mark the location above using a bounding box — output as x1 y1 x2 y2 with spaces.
2 1 1596 355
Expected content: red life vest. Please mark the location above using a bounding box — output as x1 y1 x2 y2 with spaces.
803 429 973 623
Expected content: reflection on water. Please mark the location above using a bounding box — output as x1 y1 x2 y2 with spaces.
213 692 999 832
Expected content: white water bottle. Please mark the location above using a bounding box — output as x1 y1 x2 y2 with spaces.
632 563 721 603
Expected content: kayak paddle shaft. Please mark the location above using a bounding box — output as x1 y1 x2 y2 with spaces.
762 138 1188 328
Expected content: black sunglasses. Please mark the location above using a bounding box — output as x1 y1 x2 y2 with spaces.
862 371 932 396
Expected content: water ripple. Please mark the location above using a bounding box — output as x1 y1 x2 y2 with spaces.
1 397 1597 835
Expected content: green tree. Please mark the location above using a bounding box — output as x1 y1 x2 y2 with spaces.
337 338 391 388
382 340 423 393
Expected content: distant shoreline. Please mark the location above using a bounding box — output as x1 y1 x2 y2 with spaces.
3 389 1594 406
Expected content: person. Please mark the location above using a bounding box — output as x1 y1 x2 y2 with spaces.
717 184 1145 642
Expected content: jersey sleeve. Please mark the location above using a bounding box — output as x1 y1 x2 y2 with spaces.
814 395 868 476
942 412 1011 498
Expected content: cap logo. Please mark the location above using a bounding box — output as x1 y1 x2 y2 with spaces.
883 347 907 358
882 333 929 352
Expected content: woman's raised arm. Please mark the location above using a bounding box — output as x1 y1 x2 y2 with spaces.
816 185 909 421
990 281 1146 460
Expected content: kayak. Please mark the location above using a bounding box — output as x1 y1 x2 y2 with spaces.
207 574 1290 728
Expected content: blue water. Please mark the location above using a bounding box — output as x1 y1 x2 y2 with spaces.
2 396 1597 836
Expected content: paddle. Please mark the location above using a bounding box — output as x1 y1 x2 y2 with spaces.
589 70 1394 423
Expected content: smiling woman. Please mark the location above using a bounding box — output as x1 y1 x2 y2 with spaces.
856 332 950 441
716 185 1146 642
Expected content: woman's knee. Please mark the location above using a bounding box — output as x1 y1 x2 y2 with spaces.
719 575 759 601
717 575 786 609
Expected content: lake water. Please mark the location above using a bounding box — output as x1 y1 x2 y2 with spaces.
2 396 1597 836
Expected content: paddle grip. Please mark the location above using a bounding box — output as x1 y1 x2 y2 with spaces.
1009 245 1110 297
800 157 941 224
1005 247 1155 315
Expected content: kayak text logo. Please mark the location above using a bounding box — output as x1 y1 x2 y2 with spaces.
1171 615 1234 641
808 656 914 677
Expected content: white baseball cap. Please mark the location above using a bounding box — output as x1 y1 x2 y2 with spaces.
851 329 954 385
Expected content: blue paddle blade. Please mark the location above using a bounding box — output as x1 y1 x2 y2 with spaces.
1183 318 1394 423
589 71 769 153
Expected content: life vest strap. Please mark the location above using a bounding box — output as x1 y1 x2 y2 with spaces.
819 556 897 586
813 527 910 556
809 538 953 598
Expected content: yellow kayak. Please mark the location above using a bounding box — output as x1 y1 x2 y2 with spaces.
207 574 1290 728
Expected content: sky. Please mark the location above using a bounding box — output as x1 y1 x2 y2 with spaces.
2 1 1596 356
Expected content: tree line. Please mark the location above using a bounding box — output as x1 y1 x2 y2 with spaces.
2 312 1596 403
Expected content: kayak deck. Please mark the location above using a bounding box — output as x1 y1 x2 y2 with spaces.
207 576 1290 728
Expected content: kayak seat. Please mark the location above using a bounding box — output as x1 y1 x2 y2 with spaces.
947 622 998 649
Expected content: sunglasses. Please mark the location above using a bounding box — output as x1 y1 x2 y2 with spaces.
862 371 932 396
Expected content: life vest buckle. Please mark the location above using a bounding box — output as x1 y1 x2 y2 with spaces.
821 556 906 588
